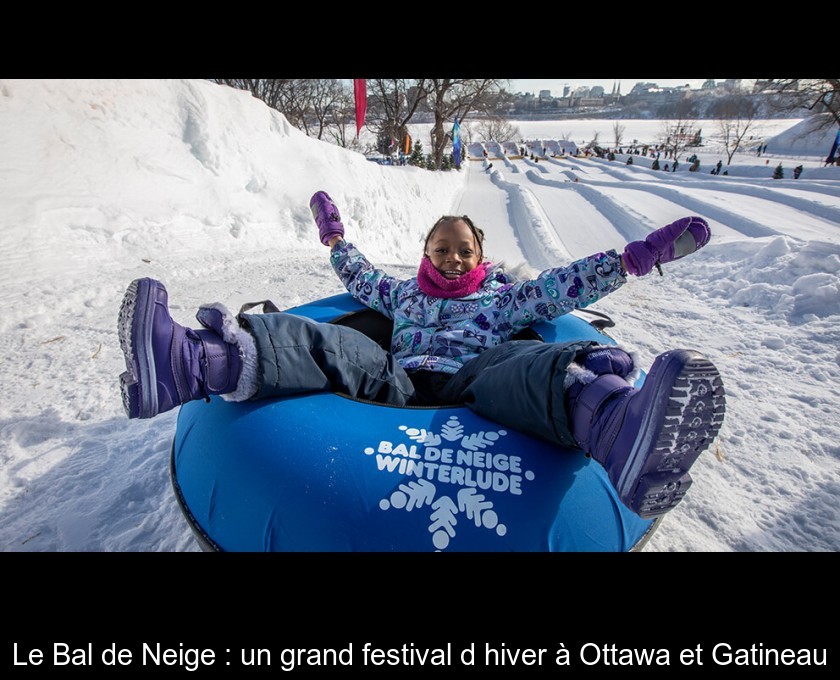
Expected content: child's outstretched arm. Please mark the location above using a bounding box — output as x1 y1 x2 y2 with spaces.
503 216 712 330
504 250 628 330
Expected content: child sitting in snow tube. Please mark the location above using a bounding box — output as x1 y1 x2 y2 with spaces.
118 192 725 522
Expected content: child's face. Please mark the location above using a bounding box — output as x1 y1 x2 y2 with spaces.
425 219 481 279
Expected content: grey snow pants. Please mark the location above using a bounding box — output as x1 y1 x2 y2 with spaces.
239 311 599 450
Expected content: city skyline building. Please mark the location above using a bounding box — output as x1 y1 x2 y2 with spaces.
510 79 721 96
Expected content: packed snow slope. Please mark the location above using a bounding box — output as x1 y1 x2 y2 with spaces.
1 79 838 552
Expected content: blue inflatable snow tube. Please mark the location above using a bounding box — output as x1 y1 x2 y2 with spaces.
171 293 659 552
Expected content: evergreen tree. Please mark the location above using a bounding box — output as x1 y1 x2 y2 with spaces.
773 163 784 179
409 140 425 167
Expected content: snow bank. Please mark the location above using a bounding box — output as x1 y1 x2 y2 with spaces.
694 238 840 323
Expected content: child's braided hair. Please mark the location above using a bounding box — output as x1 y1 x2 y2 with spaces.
423 215 485 260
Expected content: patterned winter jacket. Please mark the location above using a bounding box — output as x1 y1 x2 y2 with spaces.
330 241 627 374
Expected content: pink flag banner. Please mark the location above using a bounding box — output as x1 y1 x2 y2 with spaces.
353 79 366 137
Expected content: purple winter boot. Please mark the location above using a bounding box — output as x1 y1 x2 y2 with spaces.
118 278 242 419
622 216 711 276
567 349 725 518
309 191 345 245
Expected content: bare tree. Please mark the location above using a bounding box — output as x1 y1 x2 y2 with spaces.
209 78 346 139
306 79 352 141
322 83 359 149
709 94 761 165
211 79 292 111
474 115 521 143
210 78 312 130
612 122 626 149
425 79 509 169
276 79 318 134
366 79 429 158
765 79 840 132
659 118 702 162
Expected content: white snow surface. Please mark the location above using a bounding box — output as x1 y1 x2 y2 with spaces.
1 78 838 552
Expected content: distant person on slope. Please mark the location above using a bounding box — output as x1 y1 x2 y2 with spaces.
117 192 725 520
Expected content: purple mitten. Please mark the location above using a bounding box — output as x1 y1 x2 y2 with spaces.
622 240 657 277
622 216 711 276
309 191 345 246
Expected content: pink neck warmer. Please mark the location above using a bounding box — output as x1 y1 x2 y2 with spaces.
417 257 492 298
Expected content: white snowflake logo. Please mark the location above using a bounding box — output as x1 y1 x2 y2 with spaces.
362 416 536 551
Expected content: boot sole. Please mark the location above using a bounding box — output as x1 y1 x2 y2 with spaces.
118 278 160 419
616 350 726 518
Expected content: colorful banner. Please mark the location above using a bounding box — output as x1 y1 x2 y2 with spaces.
353 79 366 137
826 128 840 165
453 118 461 169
